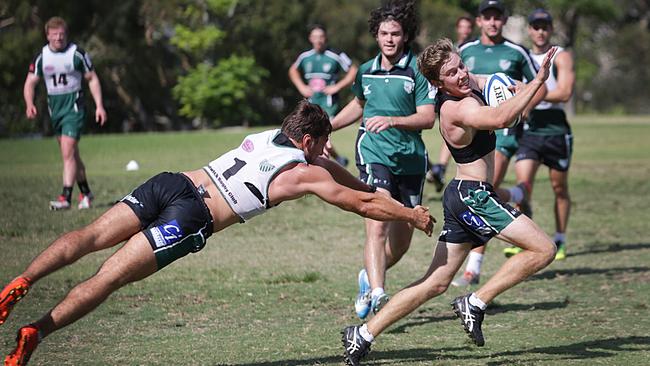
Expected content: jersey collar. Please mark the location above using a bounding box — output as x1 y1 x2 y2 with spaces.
370 48 412 73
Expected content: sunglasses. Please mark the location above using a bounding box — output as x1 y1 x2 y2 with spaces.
530 23 550 31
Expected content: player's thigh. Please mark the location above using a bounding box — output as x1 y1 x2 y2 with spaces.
515 159 541 187
82 202 142 252
496 215 554 254
96 231 158 286
419 241 472 286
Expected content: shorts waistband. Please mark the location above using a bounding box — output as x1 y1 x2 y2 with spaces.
180 173 215 237
449 179 494 191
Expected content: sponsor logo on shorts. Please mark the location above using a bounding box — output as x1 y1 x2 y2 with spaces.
372 178 390 187
242 139 254 152
150 219 185 248
460 211 493 235
122 194 143 207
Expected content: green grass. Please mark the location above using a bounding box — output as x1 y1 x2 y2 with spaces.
0 115 649 365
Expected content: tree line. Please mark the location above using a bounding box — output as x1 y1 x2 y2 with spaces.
1 0 648 136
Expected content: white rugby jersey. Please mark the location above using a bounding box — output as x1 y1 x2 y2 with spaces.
530 46 565 111
204 129 307 221
31 43 92 95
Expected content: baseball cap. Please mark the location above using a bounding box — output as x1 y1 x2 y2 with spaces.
528 9 553 24
478 0 505 14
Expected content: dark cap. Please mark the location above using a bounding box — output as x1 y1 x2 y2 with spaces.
478 0 505 14
528 8 553 24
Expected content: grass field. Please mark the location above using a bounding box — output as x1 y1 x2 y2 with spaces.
0 115 649 365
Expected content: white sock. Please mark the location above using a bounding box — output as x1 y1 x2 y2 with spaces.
508 186 524 204
469 293 487 310
554 232 566 243
465 252 483 275
371 287 385 299
359 324 374 342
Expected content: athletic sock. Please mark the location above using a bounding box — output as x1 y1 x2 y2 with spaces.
371 287 385 299
554 232 566 245
508 185 524 204
62 186 73 203
77 180 91 195
469 293 487 311
465 251 483 275
359 324 374 342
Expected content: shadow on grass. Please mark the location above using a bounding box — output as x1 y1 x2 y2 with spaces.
568 242 650 257
385 300 568 335
530 266 649 281
214 335 650 365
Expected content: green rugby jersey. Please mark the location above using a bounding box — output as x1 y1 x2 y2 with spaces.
30 42 93 120
352 49 436 175
293 48 352 113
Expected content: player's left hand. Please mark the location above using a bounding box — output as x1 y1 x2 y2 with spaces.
365 116 394 133
412 205 436 237
96 107 107 126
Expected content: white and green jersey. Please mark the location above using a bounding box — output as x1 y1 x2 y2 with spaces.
526 46 570 135
203 129 306 222
293 48 352 114
30 42 93 119
352 49 436 175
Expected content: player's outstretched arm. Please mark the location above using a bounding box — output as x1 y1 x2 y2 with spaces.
312 156 372 192
450 48 557 131
269 163 435 236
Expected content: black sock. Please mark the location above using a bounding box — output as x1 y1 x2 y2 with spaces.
62 186 73 203
78 180 91 195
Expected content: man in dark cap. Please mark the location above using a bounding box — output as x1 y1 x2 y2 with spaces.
514 8 576 261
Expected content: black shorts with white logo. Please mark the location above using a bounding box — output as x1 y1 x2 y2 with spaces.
439 180 521 248
516 133 573 171
121 172 214 270
358 163 424 208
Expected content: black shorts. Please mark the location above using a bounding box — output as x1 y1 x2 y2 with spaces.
516 133 573 171
439 179 521 247
121 172 214 270
358 163 424 208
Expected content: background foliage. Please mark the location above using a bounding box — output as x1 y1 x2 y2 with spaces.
1 0 649 136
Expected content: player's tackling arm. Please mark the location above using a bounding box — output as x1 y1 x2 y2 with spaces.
269 163 434 235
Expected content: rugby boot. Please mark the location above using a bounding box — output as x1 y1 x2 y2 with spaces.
5 324 39 366
354 269 371 319
503 246 523 258
341 325 371 366
49 195 70 210
451 294 485 347
371 293 389 315
77 193 94 209
451 271 480 287
555 241 566 260
0 277 31 325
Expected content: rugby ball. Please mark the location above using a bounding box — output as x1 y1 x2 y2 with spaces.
483 73 520 127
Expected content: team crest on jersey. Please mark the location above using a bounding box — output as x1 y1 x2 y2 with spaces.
363 84 371 96
241 139 254 152
259 159 275 173
44 65 55 73
403 80 414 94
323 63 332 72
499 60 511 71
465 57 475 71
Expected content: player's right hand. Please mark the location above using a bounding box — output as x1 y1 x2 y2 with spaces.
413 205 436 237
25 105 37 119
